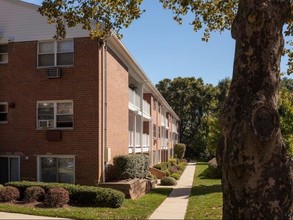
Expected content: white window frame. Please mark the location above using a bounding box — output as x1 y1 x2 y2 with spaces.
0 155 20 182
37 40 74 67
0 44 8 64
37 155 75 184
0 102 8 124
36 100 74 130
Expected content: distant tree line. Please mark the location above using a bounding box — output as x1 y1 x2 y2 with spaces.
156 77 293 160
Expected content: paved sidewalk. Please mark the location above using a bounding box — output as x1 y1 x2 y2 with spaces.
149 162 196 220
0 212 72 219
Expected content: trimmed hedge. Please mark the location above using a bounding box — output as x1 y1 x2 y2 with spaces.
0 186 20 202
44 187 69 208
174 143 186 159
161 177 177 186
113 154 149 180
6 181 125 208
24 186 45 203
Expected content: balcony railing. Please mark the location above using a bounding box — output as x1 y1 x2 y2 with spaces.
128 131 150 153
143 100 150 117
129 88 141 110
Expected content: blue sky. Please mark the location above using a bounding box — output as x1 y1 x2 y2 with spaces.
25 0 291 85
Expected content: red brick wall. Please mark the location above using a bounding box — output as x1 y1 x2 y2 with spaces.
105 47 128 161
0 37 102 185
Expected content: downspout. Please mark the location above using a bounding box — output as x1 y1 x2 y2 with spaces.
102 40 108 183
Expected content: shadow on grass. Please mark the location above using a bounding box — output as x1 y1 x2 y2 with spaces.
190 184 222 196
150 188 173 196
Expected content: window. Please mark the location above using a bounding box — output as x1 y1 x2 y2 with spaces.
153 100 156 111
0 156 19 184
38 156 74 184
0 102 8 123
158 126 161 138
38 40 73 67
37 101 73 129
153 124 156 138
0 44 8 64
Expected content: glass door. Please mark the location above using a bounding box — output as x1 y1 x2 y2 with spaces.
0 156 19 184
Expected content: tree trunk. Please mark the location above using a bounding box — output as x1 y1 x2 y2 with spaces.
218 1 293 219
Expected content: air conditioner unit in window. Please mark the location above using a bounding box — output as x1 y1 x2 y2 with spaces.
39 120 53 128
47 68 61 79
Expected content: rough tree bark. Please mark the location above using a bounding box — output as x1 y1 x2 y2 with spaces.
217 0 293 219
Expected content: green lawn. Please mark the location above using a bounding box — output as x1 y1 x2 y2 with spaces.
185 162 222 220
0 188 172 220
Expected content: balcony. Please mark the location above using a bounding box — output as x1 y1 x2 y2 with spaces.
143 100 150 117
129 88 141 110
128 131 150 153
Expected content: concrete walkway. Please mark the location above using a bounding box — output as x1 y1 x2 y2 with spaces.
0 212 71 219
149 162 196 220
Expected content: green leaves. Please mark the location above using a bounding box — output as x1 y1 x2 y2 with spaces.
39 0 144 39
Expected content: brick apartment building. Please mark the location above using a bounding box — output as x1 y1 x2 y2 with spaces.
0 0 180 186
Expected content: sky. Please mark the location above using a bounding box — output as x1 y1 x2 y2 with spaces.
25 0 292 86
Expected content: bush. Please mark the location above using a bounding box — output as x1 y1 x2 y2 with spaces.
169 165 180 174
0 186 20 202
170 173 180 180
177 162 186 171
153 162 169 171
174 143 186 159
95 188 125 208
24 186 45 203
207 157 221 179
44 187 69 208
161 177 177 186
168 158 178 166
113 154 149 180
0 185 3 188
164 169 171 177
7 181 125 208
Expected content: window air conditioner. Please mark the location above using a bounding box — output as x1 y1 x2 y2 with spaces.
47 68 61 78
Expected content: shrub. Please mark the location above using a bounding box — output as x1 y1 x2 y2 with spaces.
168 158 178 166
164 169 171 177
44 187 69 208
113 154 149 180
170 173 180 180
207 157 221 179
0 184 3 189
153 162 169 171
161 177 177 186
169 165 180 174
95 188 125 208
174 143 186 159
177 162 186 171
7 181 125 208
24 186 45 203
0 186 20 202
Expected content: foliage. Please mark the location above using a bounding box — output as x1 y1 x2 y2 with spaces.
38 0 144 39
44 187 69 208
174 143 186 159
0 185 3 188
169 166 180 174
153 162 169 171
170 173 180 180
6 181 125 208
177 162 186 171
156 77 219 159
0 186 20 202
185 163 222 219
0 188 172 220
113 154 149 180
206 158 221 179
161 177 177 186
279 77 293 156
24 186 45 203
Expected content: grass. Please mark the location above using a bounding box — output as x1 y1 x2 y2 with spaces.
185 162 222 220
0 188 172 220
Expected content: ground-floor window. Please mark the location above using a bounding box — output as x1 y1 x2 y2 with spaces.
0 156 20 184
38 156 75 184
